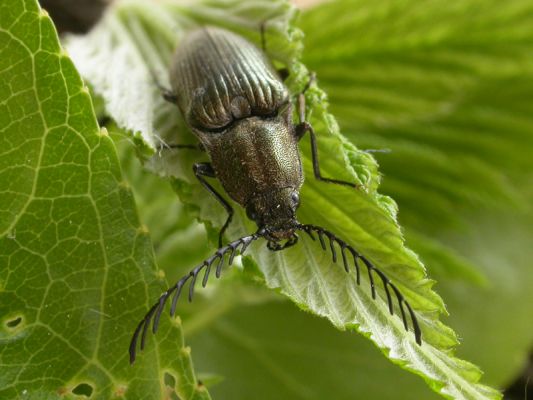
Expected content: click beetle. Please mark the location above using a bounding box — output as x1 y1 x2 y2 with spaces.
129 26 421 363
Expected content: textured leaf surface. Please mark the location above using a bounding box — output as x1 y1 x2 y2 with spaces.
0 1 209 399
300 0 533 387
111 115 449 400
190 297 446 400
65 0 502 398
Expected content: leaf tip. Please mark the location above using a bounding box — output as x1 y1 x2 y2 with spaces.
171 315 182 327
196 381 208 393
180 346 192 356
98 127 109 137
137 224 149 234
60 47 70 59
38 8 49 19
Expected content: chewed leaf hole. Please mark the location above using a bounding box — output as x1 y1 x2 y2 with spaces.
5 316 23 329
72 383 93 397
164 372 176 387
163 372 180 400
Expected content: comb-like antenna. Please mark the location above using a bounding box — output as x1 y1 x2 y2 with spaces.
296 224 422 345
129 232 263 364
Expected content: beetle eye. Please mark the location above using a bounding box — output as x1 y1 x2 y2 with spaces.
291 192 300 207
246 205 258 221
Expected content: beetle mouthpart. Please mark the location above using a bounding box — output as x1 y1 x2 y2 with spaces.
267 234 299 251
295 223 422 346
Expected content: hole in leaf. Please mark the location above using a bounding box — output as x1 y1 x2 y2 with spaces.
72 383 93 397
163 372 180 400
6 317 22 328
164 372 176 387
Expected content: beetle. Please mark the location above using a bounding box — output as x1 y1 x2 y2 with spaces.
129 26 421 363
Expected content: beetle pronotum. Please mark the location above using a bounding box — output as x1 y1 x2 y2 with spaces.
129 26 421 363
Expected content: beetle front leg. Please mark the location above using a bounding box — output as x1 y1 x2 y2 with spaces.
193 163 234 247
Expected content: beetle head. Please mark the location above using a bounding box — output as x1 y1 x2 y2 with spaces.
246 187 300 250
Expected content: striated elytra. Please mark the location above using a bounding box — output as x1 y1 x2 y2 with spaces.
129 26 421 364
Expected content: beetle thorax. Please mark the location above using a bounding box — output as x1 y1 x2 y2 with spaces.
202 112 304 209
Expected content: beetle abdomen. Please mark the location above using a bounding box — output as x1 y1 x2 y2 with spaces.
170 27 289 131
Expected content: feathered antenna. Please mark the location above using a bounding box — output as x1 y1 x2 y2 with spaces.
295 224 422 345
130 224 422 363
129 232 263 364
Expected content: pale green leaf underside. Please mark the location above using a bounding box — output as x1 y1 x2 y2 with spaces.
0 0 209 399
65 0 501 398
301 0 533 387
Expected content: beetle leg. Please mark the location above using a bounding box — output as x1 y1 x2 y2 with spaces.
295 88 359 189
297 93 306 127
150 69 178 103
260 20 268 52
193 163 234 247
260 22 290 81
162 90 178 104
292 72 317 121
295 122 358 189
158 143 205 151
157 82 178 104
301 72 317 99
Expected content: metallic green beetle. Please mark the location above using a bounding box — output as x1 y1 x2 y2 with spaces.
130 27 421 363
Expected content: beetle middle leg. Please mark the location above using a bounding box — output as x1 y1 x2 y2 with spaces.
160 143 205 151
294 76 359 189
193 162 234 247
155 142 205 157
150 69 178 103
156 82 178 104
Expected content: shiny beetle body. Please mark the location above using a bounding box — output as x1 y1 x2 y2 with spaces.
129 26 421 363
170 27 303 243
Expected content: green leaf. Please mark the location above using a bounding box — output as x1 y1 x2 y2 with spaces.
0 1 209 399
300 0 533 388
65 0 502 398
109 128 211 284
189 296 445 400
